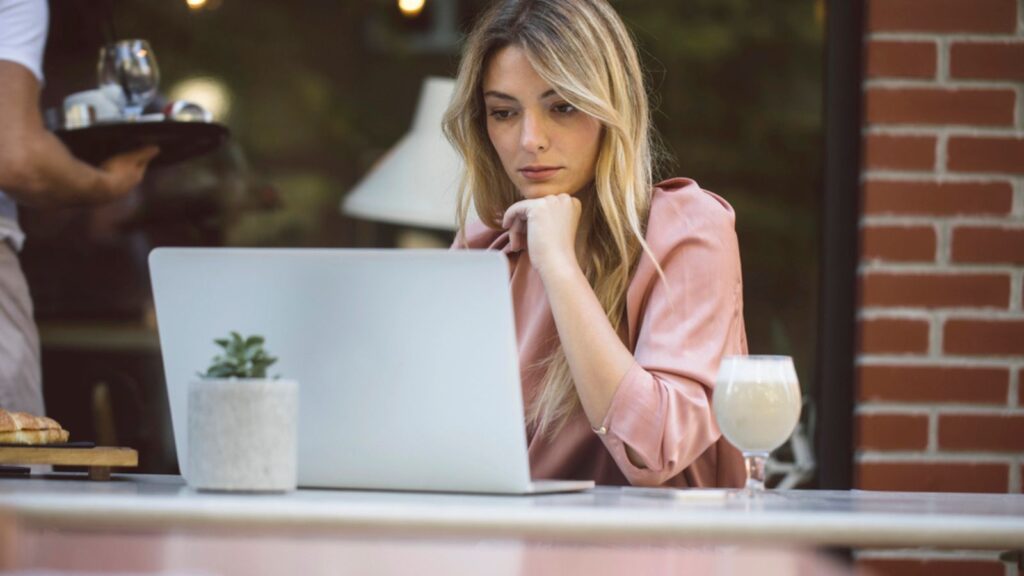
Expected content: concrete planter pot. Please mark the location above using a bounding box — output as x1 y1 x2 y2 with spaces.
187 378 298 492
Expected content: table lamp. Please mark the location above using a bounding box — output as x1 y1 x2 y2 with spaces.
341 76 464 232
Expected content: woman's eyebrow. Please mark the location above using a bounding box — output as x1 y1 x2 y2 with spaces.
483 89 558 102
483 90 518 101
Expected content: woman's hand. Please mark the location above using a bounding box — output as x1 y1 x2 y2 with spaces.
502 194 582 276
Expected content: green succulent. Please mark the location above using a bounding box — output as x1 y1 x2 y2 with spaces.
201 332 278 379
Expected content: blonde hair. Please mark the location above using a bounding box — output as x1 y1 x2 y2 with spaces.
443 0 663 435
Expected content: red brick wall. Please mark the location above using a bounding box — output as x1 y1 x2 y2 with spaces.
856 0 1022 573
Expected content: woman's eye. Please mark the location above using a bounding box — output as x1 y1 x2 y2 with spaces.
553 103 576 115
489 109 515 121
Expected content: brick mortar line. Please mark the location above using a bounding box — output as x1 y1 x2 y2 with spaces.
1010 461 1022 493
864 125 1024 137
861 215 1024 225
936 132 948 174
1018 83 1024 130
1015 179 1024 216
1011 270 1023 312
857 355 1023 368
930 316 943 357
867 32 1024 42
859 273 1020 283
937 37 950 84
936 220 951 265
871 169 1024 180
854 549 1005 561
859 403 1024 415
862 169 941 180
857 309 934 320
865 169 1024 181
859 263 1021 274
865 78 1021 90
1010 368 1020 406
928 409 939 452
856 452 1020 463
860 222 1024 234
859 300 1021 312
859 308 1024 320
864 125 1024 138
863 173 1016 185
856 405 933 415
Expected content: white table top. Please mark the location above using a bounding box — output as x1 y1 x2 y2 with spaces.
1 474 1022 549
5 525 854 576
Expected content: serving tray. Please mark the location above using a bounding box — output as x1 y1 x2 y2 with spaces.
54 120 229 167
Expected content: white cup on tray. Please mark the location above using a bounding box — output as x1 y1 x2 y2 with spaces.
63 86 126 126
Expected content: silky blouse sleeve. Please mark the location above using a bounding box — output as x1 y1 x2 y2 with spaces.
595 194 745 486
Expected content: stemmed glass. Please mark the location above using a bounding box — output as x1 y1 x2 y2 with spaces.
713 355 802 492
98 40 160 120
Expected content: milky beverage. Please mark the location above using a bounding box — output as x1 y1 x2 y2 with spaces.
713 356 801 453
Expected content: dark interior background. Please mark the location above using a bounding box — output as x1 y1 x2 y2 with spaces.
26 0 823 477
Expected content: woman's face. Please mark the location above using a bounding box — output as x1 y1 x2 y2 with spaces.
482 45 603 200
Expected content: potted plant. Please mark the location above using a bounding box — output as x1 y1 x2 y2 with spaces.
187 332 298 492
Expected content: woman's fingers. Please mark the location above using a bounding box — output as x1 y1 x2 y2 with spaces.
502 199 534 229
508 218 526 252
500 194 582 266
502 195 576 229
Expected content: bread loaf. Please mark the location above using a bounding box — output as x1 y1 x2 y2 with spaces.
0 408 70 445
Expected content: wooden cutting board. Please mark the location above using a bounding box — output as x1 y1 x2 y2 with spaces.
0 445 138 480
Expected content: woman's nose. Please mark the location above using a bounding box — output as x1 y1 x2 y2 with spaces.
519 111 550 153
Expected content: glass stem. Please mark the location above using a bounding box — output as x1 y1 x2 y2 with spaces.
744 451 769 491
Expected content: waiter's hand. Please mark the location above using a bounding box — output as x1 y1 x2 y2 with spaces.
98 145 160 199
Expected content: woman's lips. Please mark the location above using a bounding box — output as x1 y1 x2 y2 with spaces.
519 167 562 181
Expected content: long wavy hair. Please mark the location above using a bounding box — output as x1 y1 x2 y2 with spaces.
443 0 664 436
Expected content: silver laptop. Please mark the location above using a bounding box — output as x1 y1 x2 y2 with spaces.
149 248 593 495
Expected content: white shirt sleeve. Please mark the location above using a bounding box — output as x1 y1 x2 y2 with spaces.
0 0 49 83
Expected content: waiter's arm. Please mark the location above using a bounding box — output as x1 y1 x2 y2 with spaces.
0 60 158 208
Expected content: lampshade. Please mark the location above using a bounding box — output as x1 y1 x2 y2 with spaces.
341 77 464 231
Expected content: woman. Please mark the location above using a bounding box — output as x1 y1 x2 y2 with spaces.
443 0 747 488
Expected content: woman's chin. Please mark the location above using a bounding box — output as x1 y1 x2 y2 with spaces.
517 182 573 199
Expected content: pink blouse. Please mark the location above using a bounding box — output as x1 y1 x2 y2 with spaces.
457 178 747 488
